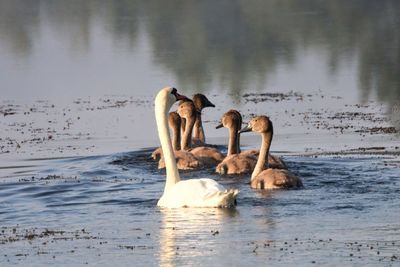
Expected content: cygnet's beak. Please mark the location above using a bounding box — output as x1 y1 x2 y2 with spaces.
238 124 252 134
216 123 223 129
206 100 215 108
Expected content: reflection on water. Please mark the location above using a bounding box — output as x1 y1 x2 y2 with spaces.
0 149 399 265
0 1 399 109
159 208 238 267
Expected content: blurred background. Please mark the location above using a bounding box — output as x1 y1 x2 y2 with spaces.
1 0 399 105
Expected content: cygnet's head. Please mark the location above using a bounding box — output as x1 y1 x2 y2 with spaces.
239 115 273 134
192 94 215 111
216 110 242 130
177 101 196 120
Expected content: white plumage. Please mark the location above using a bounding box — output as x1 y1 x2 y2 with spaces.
157 178 238 208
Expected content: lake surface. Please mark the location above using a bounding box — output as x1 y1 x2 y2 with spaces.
1 1 400 266
1 150 400 266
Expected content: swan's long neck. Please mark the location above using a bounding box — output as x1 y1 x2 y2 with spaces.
155 96 180 192
181 114 195 151
193 112 205 143
251 129 273 180
227 124 240 156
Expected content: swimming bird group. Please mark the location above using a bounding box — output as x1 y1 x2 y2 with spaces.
152 86 302 208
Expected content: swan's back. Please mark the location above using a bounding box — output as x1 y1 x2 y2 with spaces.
157 178 239 208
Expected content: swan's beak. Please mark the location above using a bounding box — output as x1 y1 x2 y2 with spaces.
175 92 190 102
216 123 223 129
238 124 252 133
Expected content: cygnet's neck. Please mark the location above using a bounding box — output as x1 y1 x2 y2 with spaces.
181 113 196 151
169 116 181 151
227 123 240 156
193 111 205 143
251 130 273 180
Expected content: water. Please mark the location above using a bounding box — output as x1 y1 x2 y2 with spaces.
1 1 399 105
1 149 399 266
1 0 400 266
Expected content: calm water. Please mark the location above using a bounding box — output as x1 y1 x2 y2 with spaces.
1 149 400 266
1 1 400 266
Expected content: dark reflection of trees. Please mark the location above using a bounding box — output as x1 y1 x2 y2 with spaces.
356 2 400 110
0 0 40 58
142 0 298 94
104 0 142 49
141 0 400 105
0 0 399 111
40 0 93 55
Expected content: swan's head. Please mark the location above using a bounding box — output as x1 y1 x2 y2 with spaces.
177 100 196 120
238 115 273 134
156 87 189 110
193 94 215 111
216 109 242 129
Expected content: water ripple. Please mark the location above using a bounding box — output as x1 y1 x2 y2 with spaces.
0 149 399 266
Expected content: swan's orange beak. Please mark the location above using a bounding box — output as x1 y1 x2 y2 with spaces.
175 93 189 101
171 88 190 102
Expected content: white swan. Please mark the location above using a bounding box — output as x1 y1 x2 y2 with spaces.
155 87 239 208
